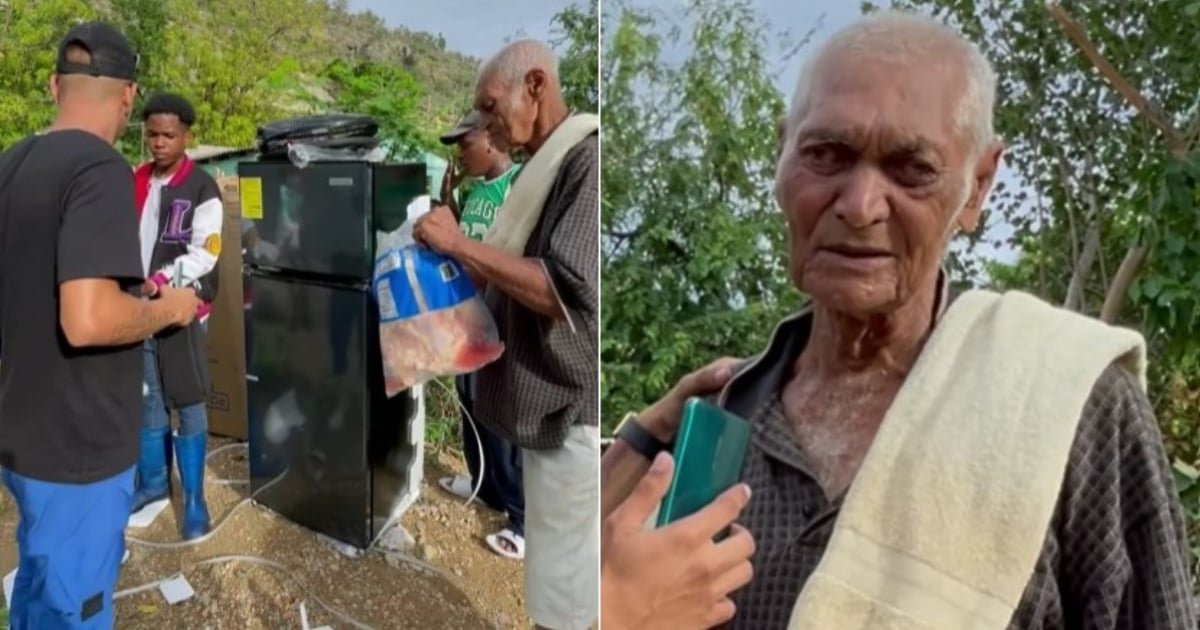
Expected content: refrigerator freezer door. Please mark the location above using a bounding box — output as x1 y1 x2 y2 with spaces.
239 162 372 280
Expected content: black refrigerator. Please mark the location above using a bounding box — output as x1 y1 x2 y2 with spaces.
239 159 428 549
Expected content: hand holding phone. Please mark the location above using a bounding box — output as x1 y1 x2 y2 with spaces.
602 451 755 630
656 397 752 530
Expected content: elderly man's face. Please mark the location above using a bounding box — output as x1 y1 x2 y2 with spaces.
775 55 1001 316
475 72 542 149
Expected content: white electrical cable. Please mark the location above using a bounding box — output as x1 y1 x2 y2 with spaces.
121 384 474 628
206 442 249 486
362 377 485 551
113 554 377 630
432 377 486 508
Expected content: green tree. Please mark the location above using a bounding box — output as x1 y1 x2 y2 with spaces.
108 0 170 92
600 0 806 429
321 59 433 157
552 1 599 113
0 0 98 149
150 0 332 147
869 0 1200 458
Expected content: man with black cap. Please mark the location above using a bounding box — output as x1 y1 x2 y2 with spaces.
434 111 528 560
0 22 201 629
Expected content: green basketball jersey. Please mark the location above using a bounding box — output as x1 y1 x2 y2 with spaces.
459 164 521 242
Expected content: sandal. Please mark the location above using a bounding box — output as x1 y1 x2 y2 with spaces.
438 475 477 502
485 528 525 561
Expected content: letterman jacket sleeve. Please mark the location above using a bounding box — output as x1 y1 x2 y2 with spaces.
150 175 224 289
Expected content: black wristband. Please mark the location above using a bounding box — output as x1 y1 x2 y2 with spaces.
615 414 671 461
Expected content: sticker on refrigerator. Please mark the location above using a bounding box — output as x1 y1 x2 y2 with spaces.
240 177 264 219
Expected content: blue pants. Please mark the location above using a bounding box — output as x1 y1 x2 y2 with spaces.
2 466 134 629
142 338 206 436
456 374 525 536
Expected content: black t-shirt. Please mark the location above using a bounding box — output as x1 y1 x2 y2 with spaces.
0 130 144 483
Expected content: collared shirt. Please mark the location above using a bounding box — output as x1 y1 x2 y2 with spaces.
474 134 599 450
719 277 1196 629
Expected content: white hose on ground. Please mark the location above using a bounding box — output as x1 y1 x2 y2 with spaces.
120 387 465 630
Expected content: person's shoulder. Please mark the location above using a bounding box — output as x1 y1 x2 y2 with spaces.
50 132 130 184
42 129 123 163
1071 362 1160 466
187 163 223 199
11 131 127 191
566 132 599 165
1084 363 1150 425
555 133 597 186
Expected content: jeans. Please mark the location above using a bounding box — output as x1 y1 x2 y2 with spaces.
456 373 525 536
142 327 208 437
3 466 135 629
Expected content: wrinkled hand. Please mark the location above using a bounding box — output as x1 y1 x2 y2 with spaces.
601 453 755 630
639 357 742 443
158 285 202 328
413 205 465 256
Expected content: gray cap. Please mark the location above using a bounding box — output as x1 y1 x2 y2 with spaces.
439 110 483 145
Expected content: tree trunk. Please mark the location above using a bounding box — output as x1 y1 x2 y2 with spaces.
1048 3 1187 324
1100 244 1149 324
1064 218 1102 312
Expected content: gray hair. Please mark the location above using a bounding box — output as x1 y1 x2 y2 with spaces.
786 11 997 156
477 39 560 91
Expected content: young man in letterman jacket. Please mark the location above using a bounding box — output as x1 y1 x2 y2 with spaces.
130 92 224 540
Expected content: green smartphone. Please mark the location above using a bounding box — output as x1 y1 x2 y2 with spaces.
656 397 752 529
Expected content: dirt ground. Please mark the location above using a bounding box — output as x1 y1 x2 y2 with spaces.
0 437 529 630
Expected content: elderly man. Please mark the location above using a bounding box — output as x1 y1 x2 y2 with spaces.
600 13 1195 630
413 40 599 630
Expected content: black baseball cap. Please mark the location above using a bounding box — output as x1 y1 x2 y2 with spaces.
439 110 483 145
56 22 139 82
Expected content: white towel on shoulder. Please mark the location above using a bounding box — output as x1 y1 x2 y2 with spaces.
483 113 600 255
787 289 1145 630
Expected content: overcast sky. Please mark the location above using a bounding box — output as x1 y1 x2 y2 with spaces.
343 0 585 60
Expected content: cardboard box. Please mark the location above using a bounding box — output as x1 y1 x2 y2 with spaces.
205 175 248 440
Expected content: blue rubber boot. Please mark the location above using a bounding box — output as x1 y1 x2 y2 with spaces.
174 431 211 540
131 426 170 514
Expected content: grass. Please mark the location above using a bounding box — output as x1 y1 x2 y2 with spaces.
424 376 462 455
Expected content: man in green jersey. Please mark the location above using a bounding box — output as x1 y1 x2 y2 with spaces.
436 110 527 560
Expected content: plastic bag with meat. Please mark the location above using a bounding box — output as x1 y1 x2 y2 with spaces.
372 244 504 397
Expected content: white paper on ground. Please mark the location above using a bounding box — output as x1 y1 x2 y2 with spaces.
127 498 169 529
3 567 15 609
158 574 195 605
122 548 130 565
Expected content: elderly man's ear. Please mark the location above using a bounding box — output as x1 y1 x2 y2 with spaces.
524 68 547 100
957 142 1004 234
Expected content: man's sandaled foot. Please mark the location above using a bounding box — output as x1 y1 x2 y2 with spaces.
485 528 525 560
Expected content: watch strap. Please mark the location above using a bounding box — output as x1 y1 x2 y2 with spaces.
615 412 671 461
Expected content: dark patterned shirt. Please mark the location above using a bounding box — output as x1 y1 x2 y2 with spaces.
475 134 599 450
719 293 1195 629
